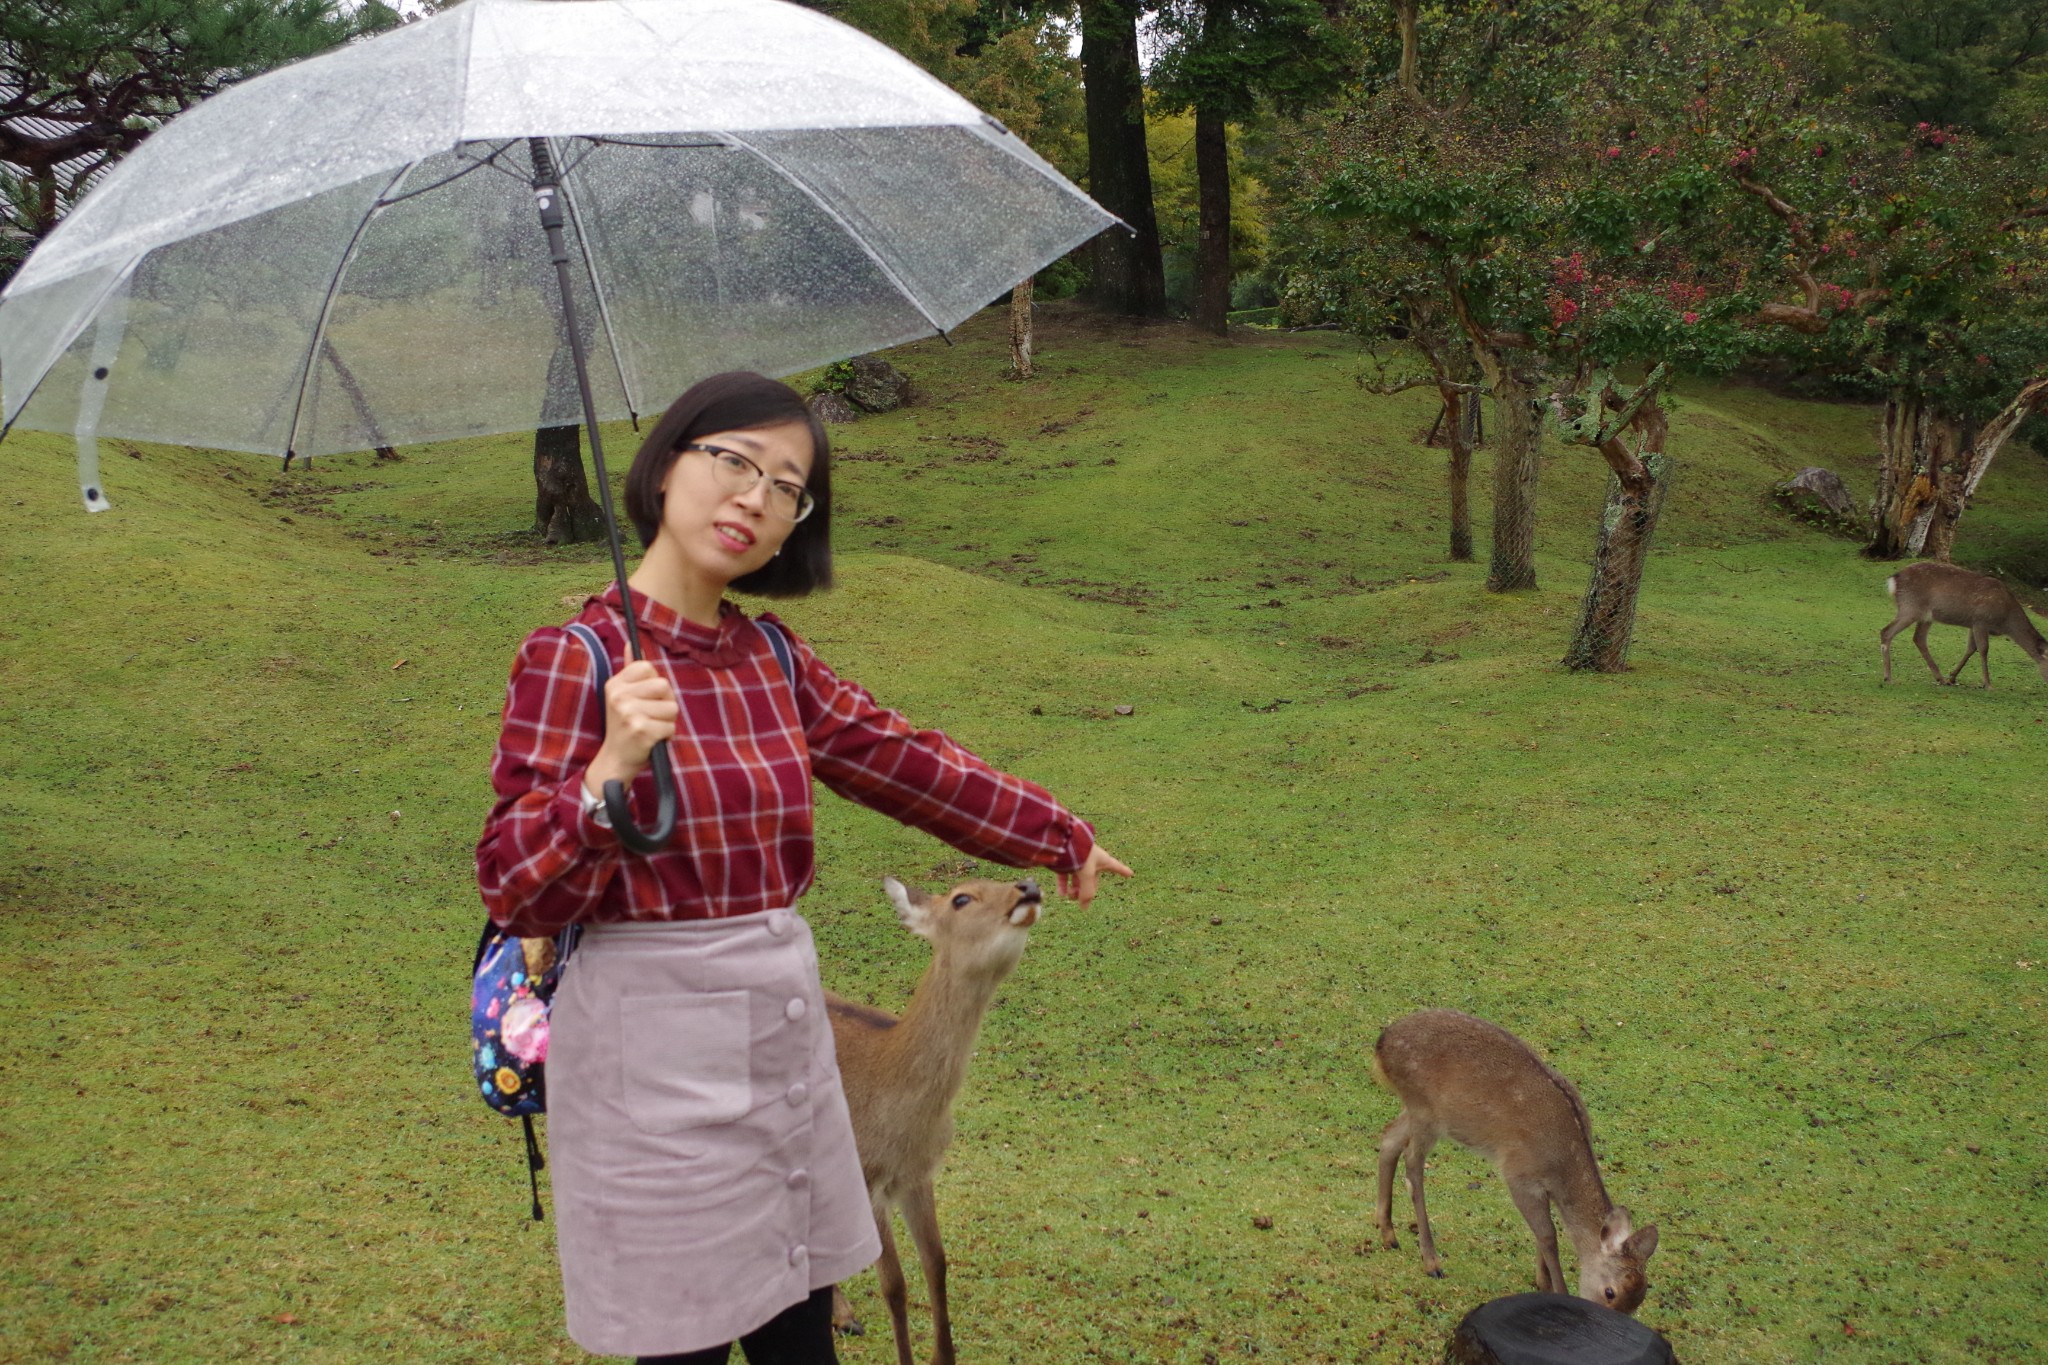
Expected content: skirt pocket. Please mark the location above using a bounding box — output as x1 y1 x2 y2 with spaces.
617 990 753 1133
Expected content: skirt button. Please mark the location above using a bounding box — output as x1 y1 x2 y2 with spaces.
786 1082 809 1106
767 910 791 937
787 1167 810 1190
785 997 808 1022
788 1244 808 1267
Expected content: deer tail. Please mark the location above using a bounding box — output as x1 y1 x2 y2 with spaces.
1886 574 1899 598
1370 1032 1393 1091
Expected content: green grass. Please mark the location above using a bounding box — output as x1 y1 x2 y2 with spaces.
4 301 2046 1364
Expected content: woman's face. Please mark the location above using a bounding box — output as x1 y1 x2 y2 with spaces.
656 420 815 586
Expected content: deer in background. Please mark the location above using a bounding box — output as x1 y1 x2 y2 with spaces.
828 875 1043 1365
1881 561 2048 688
1373 1008 1660 1313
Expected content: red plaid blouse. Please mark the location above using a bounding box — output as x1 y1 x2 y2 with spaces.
477 583 1096 936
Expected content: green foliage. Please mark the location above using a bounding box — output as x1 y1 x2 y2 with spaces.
0 0 397 247
826 0 1086 179
812 358 859 395
1148 0 1353 125
1814 0 2048 150
1271 22 1756 383
1146 110 1271 313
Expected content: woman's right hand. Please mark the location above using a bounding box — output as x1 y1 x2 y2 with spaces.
583 660 678 796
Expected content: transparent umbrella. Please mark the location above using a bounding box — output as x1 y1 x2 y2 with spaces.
0 0 1114 849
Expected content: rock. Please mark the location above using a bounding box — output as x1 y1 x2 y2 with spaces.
808 391 860 424
1774 466 1859 523
842 354 912 413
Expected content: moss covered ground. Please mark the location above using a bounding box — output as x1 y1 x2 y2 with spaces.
3 303 2044 1363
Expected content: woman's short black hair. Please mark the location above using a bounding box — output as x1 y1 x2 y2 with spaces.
623 371 832 597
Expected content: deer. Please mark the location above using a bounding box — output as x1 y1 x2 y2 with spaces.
1881 560 2048 689
1372 1008 1660 1314
826 874 1043 1365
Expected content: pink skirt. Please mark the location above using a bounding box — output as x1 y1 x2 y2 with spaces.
546 909 880 1357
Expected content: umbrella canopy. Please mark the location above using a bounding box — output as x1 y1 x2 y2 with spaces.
0 0 1113 497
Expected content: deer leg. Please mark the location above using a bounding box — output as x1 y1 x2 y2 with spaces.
900 1179 954 1365
830 1284 863 1337
1375 1112 1411 1249
1978 627 1993 688
1941 630 1974 687
872 1203 916 1365
1914 623 1947 683
1402 1130 1444 1277
1506 1179 1565 1294
1880 616 1909 683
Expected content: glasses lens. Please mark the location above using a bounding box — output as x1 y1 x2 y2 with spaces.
771 482 815 523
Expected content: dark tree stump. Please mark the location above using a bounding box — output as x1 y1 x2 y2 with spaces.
1444 1294 1675 1365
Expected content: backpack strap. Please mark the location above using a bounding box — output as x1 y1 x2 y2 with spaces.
564 621 612 693
758 618 798 694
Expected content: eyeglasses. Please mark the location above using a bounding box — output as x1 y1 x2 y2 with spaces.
680 443 816 523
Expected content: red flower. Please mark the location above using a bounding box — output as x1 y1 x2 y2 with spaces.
1682 311 1700 325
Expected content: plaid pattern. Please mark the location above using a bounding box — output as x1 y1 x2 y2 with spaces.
478 584 1095 936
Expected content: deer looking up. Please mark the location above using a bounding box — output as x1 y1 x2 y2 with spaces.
1881 561 2048 688
1373 1008 1660 1313
828 875 1042 1365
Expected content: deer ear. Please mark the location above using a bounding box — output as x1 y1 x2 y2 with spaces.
1600 1206 1634 1251
883 877 935 938
1625 1223 1659 1262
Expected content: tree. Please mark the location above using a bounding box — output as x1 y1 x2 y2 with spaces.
1078 0 1167 315
0 0 393 278
1148 0 1350 332
1815 0 2048 151
1697 49 2048 558
1273 1 1755 669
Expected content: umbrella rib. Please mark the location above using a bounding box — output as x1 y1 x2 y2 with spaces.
723 131 951 343
374 144 511 208
282 162 418 461
551 137 642 424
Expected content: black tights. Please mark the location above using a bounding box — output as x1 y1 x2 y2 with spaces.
634 1287 839 1365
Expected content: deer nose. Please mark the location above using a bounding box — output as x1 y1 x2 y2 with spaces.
1016 878 1041 902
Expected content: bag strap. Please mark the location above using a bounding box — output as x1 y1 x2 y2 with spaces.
757 617 797 693
564 621 612 693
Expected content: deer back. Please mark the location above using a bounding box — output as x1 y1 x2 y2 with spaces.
1374 1009 1602 1186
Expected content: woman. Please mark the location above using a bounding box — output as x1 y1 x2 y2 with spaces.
477 371 1131 1364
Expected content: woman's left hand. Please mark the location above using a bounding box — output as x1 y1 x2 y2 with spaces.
1058 844 1133 909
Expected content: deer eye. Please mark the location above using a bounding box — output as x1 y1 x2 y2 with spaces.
951 893 972 909
1604 1288 1616 1301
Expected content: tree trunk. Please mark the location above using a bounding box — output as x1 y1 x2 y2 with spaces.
1867 391 1960 560
534 422 603 544
1079 0 1167 317
1193 107 1232 335
533 341 605 544
1563 401 1672 673
1446 390 1474 562
1009 276 1034 379
1917 378 2048 562
1484 361 1541 591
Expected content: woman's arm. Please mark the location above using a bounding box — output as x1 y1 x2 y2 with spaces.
766 616 1118 883
475 627 630 936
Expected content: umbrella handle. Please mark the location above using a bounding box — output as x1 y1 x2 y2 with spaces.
602 742 679 854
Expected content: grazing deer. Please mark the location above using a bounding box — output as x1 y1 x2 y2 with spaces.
828 875 1042 1365
1881 561 2048 689
1372 1008 1659 1313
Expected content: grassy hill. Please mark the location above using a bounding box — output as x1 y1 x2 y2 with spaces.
3 302 2044 1364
